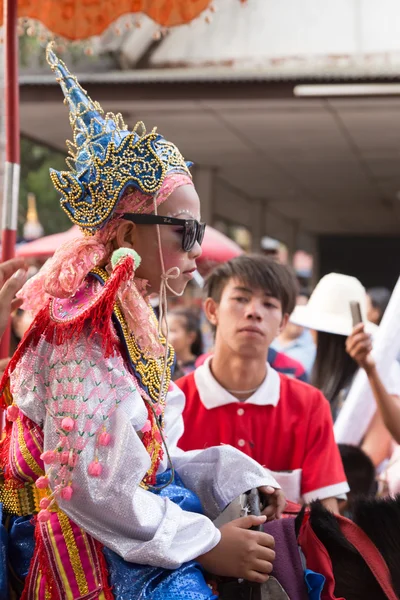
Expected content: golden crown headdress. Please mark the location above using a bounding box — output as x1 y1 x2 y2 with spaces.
46 44 192 234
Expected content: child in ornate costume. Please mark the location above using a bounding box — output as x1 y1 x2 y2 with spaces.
0 45 283 600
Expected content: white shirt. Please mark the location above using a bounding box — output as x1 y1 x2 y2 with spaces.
195 356 281 409
192 357 347 503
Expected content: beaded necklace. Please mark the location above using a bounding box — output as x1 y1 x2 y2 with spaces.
90 268 175 488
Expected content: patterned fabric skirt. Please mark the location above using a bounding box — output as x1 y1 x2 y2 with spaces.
2 471 216 599
104 470 216 599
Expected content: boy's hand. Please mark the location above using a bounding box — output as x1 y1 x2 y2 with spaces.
346 323 375 374
197 515 275 583
258 486 286 520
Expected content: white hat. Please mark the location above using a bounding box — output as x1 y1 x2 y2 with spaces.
290 273 376 336
261 236 280 251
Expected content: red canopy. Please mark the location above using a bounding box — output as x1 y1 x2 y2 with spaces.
16 225 243 264
0 1 239 40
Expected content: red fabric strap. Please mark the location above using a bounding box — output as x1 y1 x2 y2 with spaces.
298 515 344 600
337 516 398 600
298 513 397 600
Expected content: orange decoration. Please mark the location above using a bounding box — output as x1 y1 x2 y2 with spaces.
0 0 230 40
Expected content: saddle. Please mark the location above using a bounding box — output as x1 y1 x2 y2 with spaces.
214 492 400 600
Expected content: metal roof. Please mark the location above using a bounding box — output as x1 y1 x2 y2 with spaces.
18 61 400 87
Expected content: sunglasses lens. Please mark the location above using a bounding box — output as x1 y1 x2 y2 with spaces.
183 220 197 252
198 223 206 246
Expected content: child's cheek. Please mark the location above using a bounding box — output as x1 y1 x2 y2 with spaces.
162 247 184 272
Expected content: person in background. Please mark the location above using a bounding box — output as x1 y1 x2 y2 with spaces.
11 308 34 353
260 236 280 260
0 257 27 598
177 255 349 510
366 287 391 325
266 346 309 382
195 290 310 383
168 308 204 376
290 273 400 468
346 321 400 448
0 258 28 378
271 290 316 378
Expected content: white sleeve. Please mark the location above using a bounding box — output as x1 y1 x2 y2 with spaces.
387 361 400 396
164 383 281 520
11 334 220 569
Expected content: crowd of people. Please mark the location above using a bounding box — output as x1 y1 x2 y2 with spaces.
168 260 400 511
0 44 399 599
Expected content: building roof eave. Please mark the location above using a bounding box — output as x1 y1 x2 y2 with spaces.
19 62 400 87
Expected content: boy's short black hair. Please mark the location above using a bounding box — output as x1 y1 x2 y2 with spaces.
204 254 297 315
338 444 377 497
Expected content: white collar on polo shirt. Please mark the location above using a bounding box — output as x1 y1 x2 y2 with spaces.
194 356 281 410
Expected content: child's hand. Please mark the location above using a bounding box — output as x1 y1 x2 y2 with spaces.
258 486 286 520
197 515 275 583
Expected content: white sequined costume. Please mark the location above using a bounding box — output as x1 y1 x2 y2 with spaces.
10 327 279 569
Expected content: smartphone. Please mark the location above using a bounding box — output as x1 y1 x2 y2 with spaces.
350 301 363 327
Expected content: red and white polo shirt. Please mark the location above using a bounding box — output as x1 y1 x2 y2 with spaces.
177 357 349 503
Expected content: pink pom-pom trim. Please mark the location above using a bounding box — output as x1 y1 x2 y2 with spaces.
60 451 70 465
155 404 163 416
39 497 51 510
38 509 51 522
88 461 102 477
6 405 19 422
60 486 73 500
41 450 56 465
35 476 50 489
98 432 111 447
61 417 75 431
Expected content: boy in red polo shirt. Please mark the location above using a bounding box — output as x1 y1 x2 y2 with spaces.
177 255 349 511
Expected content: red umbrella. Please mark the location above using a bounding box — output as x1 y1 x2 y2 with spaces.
16 226 80 258
199 225 243 264
16 225 243 263
2 1 229 40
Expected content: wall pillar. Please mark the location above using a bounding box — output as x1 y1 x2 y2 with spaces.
250 199 265 252
193 166 215 225
286 219 300 265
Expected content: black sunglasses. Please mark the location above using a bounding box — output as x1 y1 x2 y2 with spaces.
122 214 206 252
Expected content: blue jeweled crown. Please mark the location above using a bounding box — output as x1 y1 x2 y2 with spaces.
46 43 192 234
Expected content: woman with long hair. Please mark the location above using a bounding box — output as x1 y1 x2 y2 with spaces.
168 308 204 376
291 273 399 467
312 330 359 420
